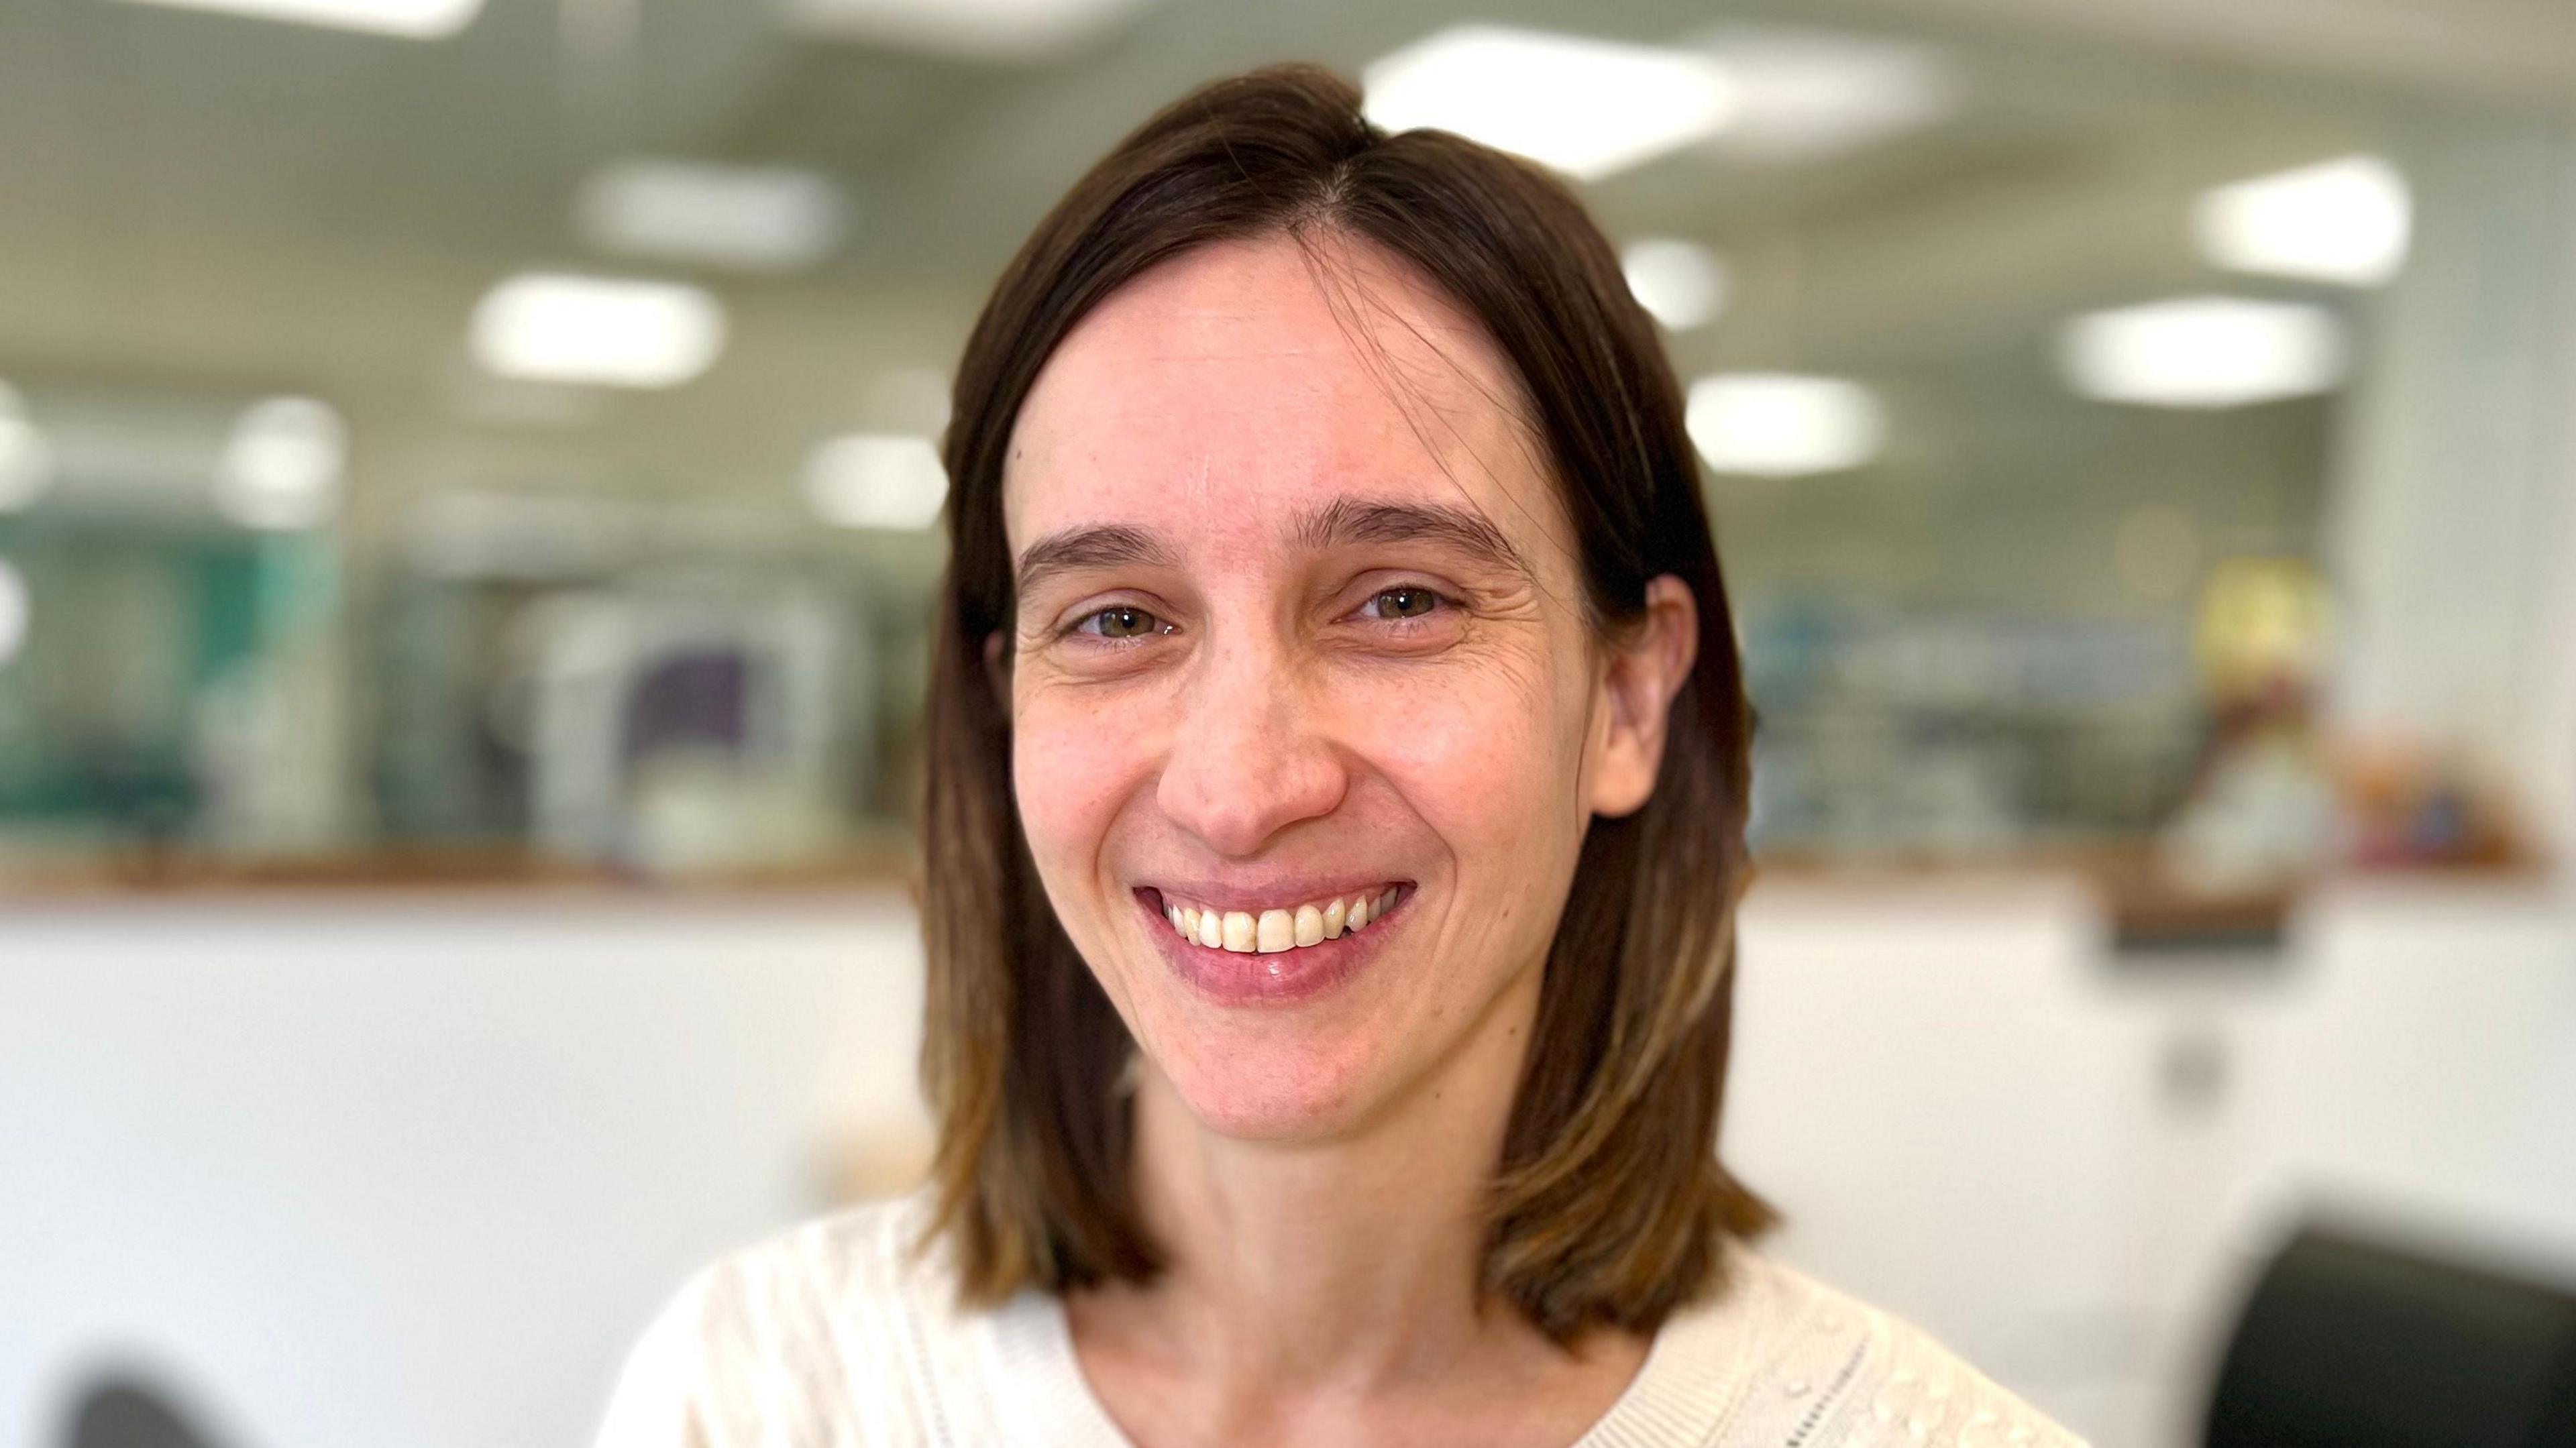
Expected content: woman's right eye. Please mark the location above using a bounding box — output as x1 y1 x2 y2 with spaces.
1072 605 1167 640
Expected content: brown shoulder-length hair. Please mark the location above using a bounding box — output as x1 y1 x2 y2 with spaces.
916 60 1775 1341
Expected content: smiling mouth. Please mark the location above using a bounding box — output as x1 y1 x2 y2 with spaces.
1145 885 1407 954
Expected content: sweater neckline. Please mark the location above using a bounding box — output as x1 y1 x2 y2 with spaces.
976 1254 1760 1448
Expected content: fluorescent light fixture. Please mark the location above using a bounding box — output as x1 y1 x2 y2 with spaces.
470 273 727 389
1690 23 1957 164
575 159 849 273
0 383 54 514
803 433 947 530
1686 372 1884 476
2058 296 2347 408
0 557 23 667
107 0 483 39
215 396 347 530
1622 239 1730 329
1364 25 1735 182
779 0 1159 61
2195 154 2410 287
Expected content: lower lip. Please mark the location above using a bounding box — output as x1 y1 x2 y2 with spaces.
1137 889 1405 1007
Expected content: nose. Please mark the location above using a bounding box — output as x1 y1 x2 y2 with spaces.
1155 633 1348 857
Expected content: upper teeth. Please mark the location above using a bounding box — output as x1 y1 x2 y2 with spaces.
1163 887 1402 953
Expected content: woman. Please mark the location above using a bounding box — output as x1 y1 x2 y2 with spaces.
596 63 2086 1448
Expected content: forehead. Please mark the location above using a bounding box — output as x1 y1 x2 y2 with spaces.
1002 231 1564 556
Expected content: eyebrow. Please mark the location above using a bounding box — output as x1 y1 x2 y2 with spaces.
1293 498 1529 577
1010 498 1529 601
1013 524 1179 598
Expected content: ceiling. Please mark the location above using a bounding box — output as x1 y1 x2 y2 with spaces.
0 0 2559 550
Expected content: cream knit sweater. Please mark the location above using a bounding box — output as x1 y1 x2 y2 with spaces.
592 1187 2089 1448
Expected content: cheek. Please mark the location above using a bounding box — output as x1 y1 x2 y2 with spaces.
1340 643 1591 869
1011 685 1155 889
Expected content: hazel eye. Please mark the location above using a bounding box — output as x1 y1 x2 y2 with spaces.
1077 604 1167 639
1364 587 1445 621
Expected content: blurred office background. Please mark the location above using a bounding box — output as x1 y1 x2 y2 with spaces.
4 1 2574 1445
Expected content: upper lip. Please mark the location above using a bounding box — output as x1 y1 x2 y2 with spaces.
1138 875 1411 912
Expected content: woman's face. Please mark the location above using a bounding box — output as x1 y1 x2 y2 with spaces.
1002 232 1681 1143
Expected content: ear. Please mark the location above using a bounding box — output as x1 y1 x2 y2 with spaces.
982 629 1011 708
1586 574 1699 819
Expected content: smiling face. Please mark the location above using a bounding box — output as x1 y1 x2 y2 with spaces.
1002 231 1668 1144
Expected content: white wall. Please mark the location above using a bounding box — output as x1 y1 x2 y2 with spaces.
0 890 927 1448
1725 874 2576 1448
3 879 2571 1448
2233 879 2576 1247
1725 875 2159 1439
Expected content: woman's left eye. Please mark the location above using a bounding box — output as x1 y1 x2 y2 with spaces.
1361 586 1448 622
1073 604 1169 639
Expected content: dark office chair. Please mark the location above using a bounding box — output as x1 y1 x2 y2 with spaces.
2204 1225 2576 1448
60 1373 227 1448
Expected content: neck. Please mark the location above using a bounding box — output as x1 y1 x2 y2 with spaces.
1099 961 1546 1396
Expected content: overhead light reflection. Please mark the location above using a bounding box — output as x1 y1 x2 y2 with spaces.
803 433 947 531
0 383 55 514
575 159 849 274
2196 155 2411 287
1364 25 1736 182
215 396 347 531
1690 23 1957 164
0 558 27 668
107 0 484 39
2059 296 2347 408
1686 372 1884 477
1622 239 1730 330
470 274 728 390
780 0 1157 62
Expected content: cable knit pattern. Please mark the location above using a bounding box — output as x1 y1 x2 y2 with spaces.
592 1188 2090 1448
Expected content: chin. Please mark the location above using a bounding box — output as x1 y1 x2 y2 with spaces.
1144 1023 1391 1142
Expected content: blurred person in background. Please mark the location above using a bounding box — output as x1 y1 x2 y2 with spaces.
592 64 2084 1448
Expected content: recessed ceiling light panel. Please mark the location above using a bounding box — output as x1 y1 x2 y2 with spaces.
0 383 56 514
1688 24 1957 164
1621 239 1730 330
575 159 849 274
1364 25 1736 182
108 0 484 39
2059 296 2348 408
215 396 347 531
803 433 947 531
0 559 26 668
2196 155 2411 287
470 274 729 390
780 0 1159 62
1686 372 1884 476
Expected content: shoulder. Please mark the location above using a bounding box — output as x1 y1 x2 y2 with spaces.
591 1186 988 1448
1677 1241 2092 1448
